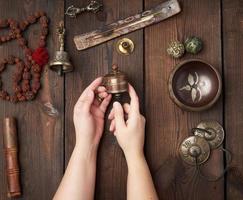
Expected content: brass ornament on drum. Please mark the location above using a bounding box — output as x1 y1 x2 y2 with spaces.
179 135 210 165
192 121 225 150
102 64 128 99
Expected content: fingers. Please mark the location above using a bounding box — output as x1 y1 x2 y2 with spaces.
123 103 130 114
109 119 115 132
113 102 126 129
128 84 140 113
93 86 109 106
75 77 103 113
75 89 95 113
99 94 112 113
93 92 109 106
86 77 103 92
108 108 114 120
108 103 130 120
78 77 102 102
95 86 108 99
95 86 106 93
98 92 108 99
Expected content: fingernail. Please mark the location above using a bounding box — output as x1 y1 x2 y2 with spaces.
113 101 119 107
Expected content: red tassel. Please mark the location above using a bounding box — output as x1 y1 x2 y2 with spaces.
32 47 49 67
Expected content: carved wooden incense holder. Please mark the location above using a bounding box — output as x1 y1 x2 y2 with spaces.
74 0 181 50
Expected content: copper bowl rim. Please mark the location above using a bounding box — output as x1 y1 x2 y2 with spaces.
168 59 222 112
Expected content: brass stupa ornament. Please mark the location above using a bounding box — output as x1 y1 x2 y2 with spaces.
102 64 128 99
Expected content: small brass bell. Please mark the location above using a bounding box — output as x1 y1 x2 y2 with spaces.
48 21 73 76
102 64 128 98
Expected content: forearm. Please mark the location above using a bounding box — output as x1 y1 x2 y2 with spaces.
125 153 158 200
53 143 97 200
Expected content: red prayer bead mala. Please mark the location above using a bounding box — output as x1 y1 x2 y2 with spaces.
0 11 49 103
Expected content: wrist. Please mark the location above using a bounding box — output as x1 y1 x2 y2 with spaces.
124 150 145 165
74 142 98 161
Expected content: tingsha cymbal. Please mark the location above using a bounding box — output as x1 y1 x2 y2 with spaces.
192 121 225 149
179 136 210 165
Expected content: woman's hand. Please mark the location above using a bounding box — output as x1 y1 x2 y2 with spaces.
108 84 145 159
54 78 111 200
108 84 158 200
73 77 112 151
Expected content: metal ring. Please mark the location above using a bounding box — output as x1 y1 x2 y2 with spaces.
191 127 212 136
95 94 103 103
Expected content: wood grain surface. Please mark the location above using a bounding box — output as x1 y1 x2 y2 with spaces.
0 0 242 200
0 0 64 200
223 0 243 199
144 0 223 199
64 0 143 199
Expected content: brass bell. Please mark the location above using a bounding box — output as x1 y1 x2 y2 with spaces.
102 64 128 98
48 21 73 76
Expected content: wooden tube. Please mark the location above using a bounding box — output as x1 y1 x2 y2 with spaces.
3 117 21 198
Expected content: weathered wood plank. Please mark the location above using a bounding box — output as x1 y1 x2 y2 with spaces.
0 0 64 199
64 0 143 199
144 0 224 199
223 0 243 199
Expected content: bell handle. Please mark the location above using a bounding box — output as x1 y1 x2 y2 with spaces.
57 21 65 51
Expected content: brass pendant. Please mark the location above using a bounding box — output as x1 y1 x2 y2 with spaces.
48 21 73 76
102 64 128 98
192 121 225 149
116 38 134 55
179 136 210 165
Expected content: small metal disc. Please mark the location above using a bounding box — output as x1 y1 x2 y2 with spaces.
179 136 210 165
116 38 134 55
193 121 224 149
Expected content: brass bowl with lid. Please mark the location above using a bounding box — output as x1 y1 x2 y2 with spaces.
168 59 222 111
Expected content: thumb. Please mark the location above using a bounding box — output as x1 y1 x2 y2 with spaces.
79 89 95 113
113 102 126 129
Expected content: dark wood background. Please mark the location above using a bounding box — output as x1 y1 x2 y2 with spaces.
0 0 242 199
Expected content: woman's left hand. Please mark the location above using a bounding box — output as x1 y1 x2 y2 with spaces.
73 77 112 151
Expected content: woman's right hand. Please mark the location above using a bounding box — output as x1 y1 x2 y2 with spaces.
108 84 146 160
109 84 158 200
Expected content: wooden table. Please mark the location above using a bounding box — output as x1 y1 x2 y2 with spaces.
0 0 243 199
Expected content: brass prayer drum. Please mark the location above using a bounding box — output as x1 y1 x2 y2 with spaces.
102 64 128 97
